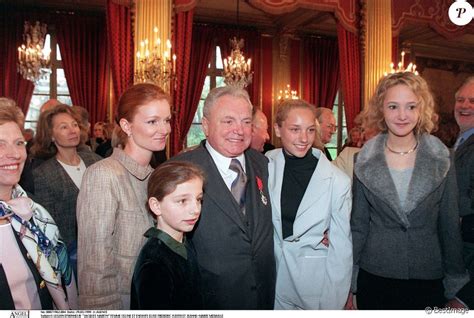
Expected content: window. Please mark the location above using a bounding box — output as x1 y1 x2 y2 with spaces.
326 91 347 159
186 45 225 147
25 32 71 131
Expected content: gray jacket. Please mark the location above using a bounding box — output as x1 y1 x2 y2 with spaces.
351 133 469 299
32 151 101 246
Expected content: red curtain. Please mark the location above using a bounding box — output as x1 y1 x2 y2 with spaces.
55 13 108 129
0 9 35 114
106 0 134 114
216 27 261 106
290 39 300 94
337 23 361 132
261 36 273 131
302 37 340 109
170 16 216 155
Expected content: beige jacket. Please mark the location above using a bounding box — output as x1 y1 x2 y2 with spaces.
332 147 360 181
77 148 154 309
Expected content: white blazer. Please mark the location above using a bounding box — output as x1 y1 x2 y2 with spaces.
266 148 353 309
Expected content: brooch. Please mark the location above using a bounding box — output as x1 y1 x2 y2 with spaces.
256 176 268 206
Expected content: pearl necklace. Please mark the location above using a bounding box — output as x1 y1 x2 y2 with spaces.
385 140 418 156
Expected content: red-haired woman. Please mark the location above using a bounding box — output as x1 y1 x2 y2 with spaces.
77 83 172 309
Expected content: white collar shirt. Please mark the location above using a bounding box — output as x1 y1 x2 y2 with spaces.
205 141 246 191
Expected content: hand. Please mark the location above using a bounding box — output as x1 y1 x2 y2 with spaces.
344 292 357 310
321 229 329 247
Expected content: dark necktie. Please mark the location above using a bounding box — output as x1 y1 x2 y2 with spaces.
229 159 247 213
454 136 465 150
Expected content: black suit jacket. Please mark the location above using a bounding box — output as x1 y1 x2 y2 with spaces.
173 141 275 309
455 134 474 218
457 280 474 308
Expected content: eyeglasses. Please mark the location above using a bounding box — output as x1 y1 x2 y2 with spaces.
326 124 337 131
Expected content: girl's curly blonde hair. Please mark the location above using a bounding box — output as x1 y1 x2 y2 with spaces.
363 72 435 136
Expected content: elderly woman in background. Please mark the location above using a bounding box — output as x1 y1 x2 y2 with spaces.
30 105 101 277
346 72 469 309
0 103 77 309
77 83 172 309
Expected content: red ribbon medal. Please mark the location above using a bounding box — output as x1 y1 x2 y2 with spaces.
256 176 268 206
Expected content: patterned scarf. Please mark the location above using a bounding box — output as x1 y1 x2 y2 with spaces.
0 185 78 309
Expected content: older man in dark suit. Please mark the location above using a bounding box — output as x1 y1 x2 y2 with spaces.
454 76 474 280
173 86 275 309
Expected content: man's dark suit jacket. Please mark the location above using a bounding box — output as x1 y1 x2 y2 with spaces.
455 133 474 253
455 134 474 218
457 280 474 308
173 141 275 309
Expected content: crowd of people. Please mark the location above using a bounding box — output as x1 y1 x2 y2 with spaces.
0 73 472 310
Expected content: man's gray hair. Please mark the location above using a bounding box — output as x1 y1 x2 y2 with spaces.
314 107 333 122
203 86 253 118
455 76 474 98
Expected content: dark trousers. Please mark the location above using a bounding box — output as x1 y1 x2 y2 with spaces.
357 269 446 310
67 240 78 283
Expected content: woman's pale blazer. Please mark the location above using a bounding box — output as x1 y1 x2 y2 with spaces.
266 148 353 309
77 148 154 309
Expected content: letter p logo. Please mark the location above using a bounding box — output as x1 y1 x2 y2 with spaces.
456 7 467 18
449 0 473 26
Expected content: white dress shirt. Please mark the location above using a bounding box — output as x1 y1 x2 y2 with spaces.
205 142 246 191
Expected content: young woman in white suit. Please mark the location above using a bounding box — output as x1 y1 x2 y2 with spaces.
266 100 353 309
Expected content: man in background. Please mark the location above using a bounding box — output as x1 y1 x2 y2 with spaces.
250 108 271 153
315 107 336 160
453 76 474 280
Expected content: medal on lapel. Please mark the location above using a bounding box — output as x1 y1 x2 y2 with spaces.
256 176 268 206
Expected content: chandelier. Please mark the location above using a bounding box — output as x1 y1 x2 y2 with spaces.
17 21 51 83
278 84 299 101
223 37 253 89
134 27 177 91
222 0 253 89
385 51 419 76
